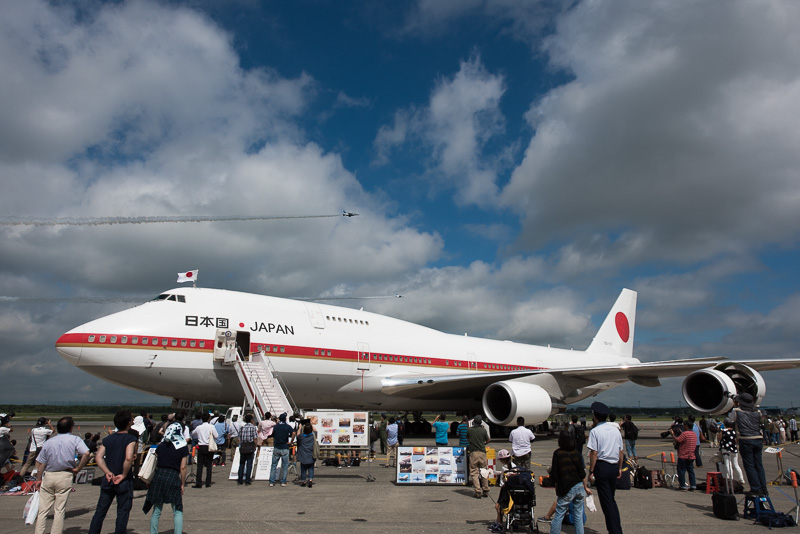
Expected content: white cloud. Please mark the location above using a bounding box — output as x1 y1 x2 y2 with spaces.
502 0 800 269
374 54 506 206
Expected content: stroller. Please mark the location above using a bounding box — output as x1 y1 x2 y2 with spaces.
498 469 538 533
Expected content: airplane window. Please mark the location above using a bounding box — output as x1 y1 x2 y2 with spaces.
280 347 285 353
199 341 205 348
190 340 196 348
365 321 369 326
177 295 185 303
142 337 148 344
152 294 170 301
181 340 187 347
110 336 117 343
273 346 278 352
171 339 177 347
121 336 127 344
315 350 319 355
88 335 95 342
327 350 331 356
132 337 138 344
446 360 449 365
100 335 106 342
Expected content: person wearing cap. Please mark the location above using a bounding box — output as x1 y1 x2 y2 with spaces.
467 414 491 499
269 413 295 487
587 401 623 534
20 416 54 477
730 392 767 496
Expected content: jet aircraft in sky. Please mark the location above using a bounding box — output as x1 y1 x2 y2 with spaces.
55 287 800 425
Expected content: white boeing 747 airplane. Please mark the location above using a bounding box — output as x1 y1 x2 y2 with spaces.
55 287 800 425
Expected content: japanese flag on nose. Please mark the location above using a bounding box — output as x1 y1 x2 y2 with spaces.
177 270 198 283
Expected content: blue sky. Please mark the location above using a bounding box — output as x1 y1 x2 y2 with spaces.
1 0 799 409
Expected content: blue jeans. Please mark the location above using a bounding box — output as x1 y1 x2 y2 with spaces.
270 448 290 484
677 458 696 488
238 452 255 483
550 481 585 534
739 438 767 493
300 462 315 481
151 503 182 534
624 439 636 459
88 478 133 534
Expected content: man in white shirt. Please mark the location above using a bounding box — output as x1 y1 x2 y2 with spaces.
191 413 218 488
20 417 54 477
34 416 90 534
588 401 624 534
508 417 535 470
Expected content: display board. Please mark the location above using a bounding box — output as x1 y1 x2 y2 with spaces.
228 446 273 480
306 411 369 448
395 446 467 484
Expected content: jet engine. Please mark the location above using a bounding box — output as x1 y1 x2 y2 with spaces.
682 363 766 415
482 380 553 426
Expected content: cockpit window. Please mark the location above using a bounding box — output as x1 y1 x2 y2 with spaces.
151 294 186 303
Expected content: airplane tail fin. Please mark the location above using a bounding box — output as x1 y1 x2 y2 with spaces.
586 289 637 358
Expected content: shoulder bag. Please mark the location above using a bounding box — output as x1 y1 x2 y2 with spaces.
139 447 158 483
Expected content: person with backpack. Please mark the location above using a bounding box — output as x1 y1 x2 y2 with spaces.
568 415 586 467
620 415 638 464
236 414 257 485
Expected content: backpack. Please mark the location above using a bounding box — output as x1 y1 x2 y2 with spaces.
570 423 585 446
756 511 797 528
624 421 638 440
369 425 378 443
634 466 652 489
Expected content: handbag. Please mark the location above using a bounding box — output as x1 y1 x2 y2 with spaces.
208 438 218 452
23 491 39 525
139 448 158 483
312 433 320 460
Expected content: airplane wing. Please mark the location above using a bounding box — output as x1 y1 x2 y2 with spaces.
380 357 800 401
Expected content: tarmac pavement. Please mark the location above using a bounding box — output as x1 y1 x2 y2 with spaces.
2 419 800 533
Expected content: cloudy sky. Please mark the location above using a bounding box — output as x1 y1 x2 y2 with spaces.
1 0 799 409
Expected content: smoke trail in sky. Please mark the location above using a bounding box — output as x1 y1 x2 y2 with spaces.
0 296 148 303
0 213 351 227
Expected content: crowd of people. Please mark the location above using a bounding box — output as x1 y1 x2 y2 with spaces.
2 398 796 533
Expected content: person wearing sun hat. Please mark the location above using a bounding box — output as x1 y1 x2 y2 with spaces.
587 401 623 534
730 392 767 496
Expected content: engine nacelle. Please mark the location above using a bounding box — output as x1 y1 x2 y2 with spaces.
482 380 553 426
682 363 766 415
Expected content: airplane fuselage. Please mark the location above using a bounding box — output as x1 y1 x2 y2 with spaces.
56 287 634 410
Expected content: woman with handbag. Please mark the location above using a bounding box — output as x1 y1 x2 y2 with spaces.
143 422 189 534
296 422 317 487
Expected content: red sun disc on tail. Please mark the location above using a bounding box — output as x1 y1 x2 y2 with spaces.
615 312 630 343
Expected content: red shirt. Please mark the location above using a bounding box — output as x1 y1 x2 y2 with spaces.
675 430 697 460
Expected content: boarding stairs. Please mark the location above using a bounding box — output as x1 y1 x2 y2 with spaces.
233 349 298 423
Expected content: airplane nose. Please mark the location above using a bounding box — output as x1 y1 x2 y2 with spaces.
55 332 83 365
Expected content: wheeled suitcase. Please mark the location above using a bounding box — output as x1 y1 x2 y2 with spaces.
712 459 739 520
